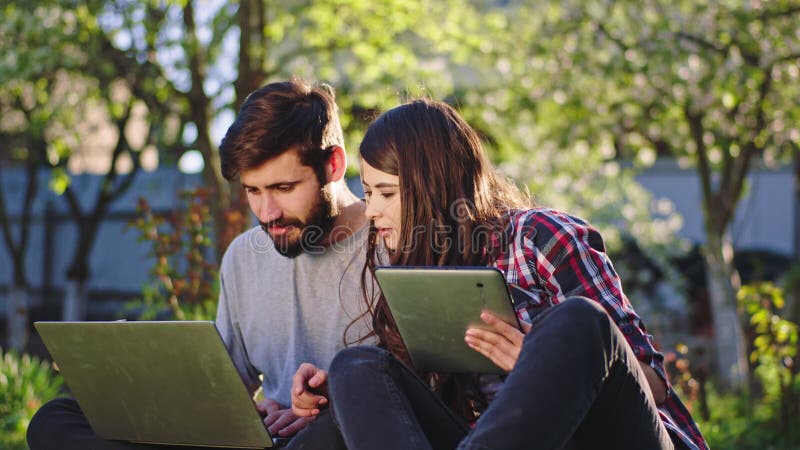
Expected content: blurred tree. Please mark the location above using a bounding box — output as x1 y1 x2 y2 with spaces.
1 2 184 321
88 0 487 254
3 0 489 323
447 4 691 310
57 92 150 321
489 0 800 389
0 135 43 351
0 4 85 345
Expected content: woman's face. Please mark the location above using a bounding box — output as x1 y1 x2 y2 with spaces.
360 159 402 251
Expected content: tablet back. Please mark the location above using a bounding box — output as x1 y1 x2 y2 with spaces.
34 320 272 449
374 267 519 374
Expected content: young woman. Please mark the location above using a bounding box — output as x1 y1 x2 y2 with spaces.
291 99 707 450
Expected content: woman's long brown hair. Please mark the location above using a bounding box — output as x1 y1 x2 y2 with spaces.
350 99 530 420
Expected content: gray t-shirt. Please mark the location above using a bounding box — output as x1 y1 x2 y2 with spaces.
216 225 375 407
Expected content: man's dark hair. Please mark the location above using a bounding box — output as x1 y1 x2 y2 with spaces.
219 78 344 181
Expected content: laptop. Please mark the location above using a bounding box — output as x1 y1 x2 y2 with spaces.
373 267 520 374
34 320 274 448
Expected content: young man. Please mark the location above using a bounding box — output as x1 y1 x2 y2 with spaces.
215 79 372 448
27 79 372 449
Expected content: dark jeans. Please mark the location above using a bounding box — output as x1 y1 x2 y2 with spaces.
327 297 675 450
27 397 345 450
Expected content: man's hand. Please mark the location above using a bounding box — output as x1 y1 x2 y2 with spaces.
291 363 329 417
465 311 532 372
255 397 315 437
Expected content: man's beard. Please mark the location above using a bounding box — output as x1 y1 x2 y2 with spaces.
259 186 336 258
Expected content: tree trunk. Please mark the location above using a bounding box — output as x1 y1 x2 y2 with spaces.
182 0 233 258
62 278 88 321
703 230 749 390
6 285 29 351
61 215 93 322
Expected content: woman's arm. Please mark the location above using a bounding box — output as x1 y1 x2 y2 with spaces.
465 311 667 404
638 361 667 404
502 209 671 404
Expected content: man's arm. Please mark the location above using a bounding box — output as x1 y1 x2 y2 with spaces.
217 254 317 436
517 210 669 405
216 259 262 394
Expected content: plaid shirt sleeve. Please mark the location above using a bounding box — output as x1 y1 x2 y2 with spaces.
496 209 664 373
492 208 708 450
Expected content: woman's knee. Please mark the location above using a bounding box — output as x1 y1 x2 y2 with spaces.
525 297 612 346
328 346 391 422
550 297 610 327
329 346 388 385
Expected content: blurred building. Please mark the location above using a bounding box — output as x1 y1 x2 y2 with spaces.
637 160 795 259
0 167 203 319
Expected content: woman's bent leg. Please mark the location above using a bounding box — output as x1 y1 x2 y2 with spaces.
328 346 470 450
459 297 673 450
283 409 346 450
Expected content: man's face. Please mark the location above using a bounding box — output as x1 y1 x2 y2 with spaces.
241 149 335 257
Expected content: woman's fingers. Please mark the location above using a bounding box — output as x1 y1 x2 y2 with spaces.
308 369 329 392
292 391 326 417
465 311 531 372
290 363 329 417
292 363 319 396
465 327 519 372
480 310 526 343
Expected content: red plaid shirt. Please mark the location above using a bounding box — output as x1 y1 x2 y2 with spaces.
490 208 707 450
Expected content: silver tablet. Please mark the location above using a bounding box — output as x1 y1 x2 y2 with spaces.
374 266 520 374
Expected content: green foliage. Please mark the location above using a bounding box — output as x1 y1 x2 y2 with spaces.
694 379 800 449
127 189 223 320
739 282 800 439
1 2 99 166
695 383 761 450
665 281 800 449
0 348 64 450
48 167 71 195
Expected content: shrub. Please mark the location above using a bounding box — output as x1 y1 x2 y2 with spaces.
128 189 222 321
0 348 64 450
665 281 800 449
